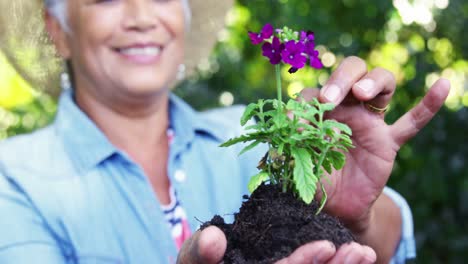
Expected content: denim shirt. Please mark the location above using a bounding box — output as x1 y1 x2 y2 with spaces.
0 90 415 263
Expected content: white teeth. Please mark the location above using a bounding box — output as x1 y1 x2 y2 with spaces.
119 47 161 56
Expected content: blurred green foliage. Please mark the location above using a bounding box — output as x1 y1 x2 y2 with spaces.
0 0 467 262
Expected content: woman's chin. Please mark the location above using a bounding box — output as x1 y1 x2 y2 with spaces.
123 86 168 97
118 78 171 97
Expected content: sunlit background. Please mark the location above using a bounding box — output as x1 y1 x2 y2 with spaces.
0 0 467 262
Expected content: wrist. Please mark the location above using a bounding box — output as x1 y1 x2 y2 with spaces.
348 206 376 243
346 193 403 264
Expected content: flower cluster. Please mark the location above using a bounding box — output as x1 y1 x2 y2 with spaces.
249 24 323 73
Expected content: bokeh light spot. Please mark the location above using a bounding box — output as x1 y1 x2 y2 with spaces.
321 52 336 68
219 91 234 106
287 82 304 98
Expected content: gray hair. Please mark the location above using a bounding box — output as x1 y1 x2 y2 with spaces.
45 0 192 33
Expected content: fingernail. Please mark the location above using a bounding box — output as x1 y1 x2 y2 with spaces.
313 242 335 264
322 84 340 103
355 79 374 94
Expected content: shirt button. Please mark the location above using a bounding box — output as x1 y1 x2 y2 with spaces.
174 169 186 183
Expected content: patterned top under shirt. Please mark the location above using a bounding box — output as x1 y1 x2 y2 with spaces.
161 129 192 250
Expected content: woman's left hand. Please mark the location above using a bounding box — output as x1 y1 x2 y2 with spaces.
275 241 376 264
300 56 450 232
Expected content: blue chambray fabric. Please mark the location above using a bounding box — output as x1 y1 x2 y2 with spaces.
0 90 415 263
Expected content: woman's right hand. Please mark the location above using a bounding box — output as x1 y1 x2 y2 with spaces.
177 226 376 264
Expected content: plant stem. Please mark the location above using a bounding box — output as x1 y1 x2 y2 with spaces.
316 145 330 176
275 64 282 105
283 155 290 193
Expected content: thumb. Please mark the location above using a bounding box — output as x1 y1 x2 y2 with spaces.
177 226 227 264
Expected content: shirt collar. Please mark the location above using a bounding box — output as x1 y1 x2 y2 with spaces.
54 90 226 172
54 90 117 173
168 93 227 152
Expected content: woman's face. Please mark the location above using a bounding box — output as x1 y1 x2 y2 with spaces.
50 0 186 104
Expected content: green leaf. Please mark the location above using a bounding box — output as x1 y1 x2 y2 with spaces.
286 99 303 112
220 135 249 147
339 134 354 148
323 120 352 136
272 112 288 129
319 102 336 112
244 123 263 131
328 150 346 170
248 172 270 193
290 133 307 142
219 132 267 147
240 103 259 126
291 148 318 204
322 159 332 174
238 140 262 156
277 142 285 155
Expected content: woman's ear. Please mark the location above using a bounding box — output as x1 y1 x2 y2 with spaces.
44 10 71 59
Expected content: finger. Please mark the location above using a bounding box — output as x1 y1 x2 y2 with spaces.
319 56 368 105
275 240 336 264
390 78 450 146
352 67 396 109
177 226 227 264
299 88 320 101
327 242 375 264
360 245 377 264
326 243 355 264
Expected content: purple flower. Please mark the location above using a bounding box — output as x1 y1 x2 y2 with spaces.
301 40 323 69
305 41 316 54
248 23 274 45
305 43 323 69
281 40 307 69
300 31 315 43
262 37 285 65
307 49 322 69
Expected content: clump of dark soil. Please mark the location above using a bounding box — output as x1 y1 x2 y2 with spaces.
202 184 355 263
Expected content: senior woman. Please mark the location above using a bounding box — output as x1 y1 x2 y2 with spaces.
0 0 450 263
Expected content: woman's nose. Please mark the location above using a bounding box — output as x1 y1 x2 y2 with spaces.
123 0 159 31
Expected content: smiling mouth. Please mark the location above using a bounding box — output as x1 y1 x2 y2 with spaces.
117 46 161 56
114 45 163 64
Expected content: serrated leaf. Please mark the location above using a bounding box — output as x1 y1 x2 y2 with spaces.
328 150 346 170
263 109 278 117
272 99 285 110
291 148 317 204
286 99 303 112
220 132 267 148
290 134 307 142
272 113 288 129
248 172 270 193
220 135 249 147
319 102 336 112
323 120 352 136
322 159 332 174
339 134 354 148
239 140 262 156
244 123 263 131
240 103 259 126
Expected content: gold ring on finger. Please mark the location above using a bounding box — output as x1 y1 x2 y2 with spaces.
363 102 389 114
